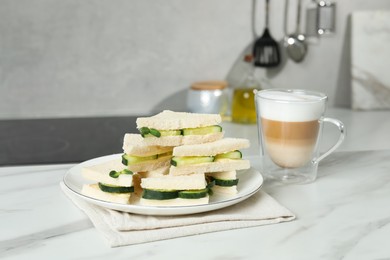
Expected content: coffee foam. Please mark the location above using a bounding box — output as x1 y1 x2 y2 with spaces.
257 91 326 122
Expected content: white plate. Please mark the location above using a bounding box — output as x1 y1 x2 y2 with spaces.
63 154 263 216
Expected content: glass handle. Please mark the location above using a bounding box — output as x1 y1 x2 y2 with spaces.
313 117 346 164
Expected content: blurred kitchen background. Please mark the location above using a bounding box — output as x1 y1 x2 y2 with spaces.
1 0 389 120
0 0 389 165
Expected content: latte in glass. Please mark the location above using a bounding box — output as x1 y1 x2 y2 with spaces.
258 91 325 168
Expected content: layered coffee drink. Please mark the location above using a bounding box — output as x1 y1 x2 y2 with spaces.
258 91 326 168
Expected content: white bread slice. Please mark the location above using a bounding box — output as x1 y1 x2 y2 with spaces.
207 170 237 179
122 133 173 156
140 195 209 206
138 166 170 178
211 185 238 195
81 184 131 204
182 133 224 145
141 132 223 146
173 138 250 156
127 155 171 172
141 173 206 190
82 159 133 186
136 110 221 130
169 159 250 175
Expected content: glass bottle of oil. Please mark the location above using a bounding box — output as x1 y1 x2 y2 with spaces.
231 55 261 124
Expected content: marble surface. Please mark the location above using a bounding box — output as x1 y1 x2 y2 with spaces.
351 10 390 110
1 108 390 259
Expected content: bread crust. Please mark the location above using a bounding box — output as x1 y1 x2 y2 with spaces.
136 110 222 130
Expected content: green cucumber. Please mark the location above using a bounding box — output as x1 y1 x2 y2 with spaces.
98 183 134 193
214 150 242 160
209 177 239 187
140 125 222 137
182 125 222 136
122 151 172 166
142 189 179 200
139 127 161 137
109 169 133 178
160 130 181 136
139 126 183 138
206 177 215 195
149 128 161 137
121 153 158 166
171 156 214 167
143 130 182 138
139 127 150 136
178 189 208 199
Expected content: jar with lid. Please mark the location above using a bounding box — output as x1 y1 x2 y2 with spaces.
187 80 229 117
231 55 261 124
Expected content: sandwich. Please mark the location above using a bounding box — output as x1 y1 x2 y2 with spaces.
206 170 239 195
139 173 210 206
169 138 251 175
81 133 174 204
81 159 135 204
122 133 173 172
136 110 224 146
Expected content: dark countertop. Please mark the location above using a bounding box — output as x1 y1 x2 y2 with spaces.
0 116 139 165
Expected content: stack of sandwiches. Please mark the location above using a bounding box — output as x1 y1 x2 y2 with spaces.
81 110 251 206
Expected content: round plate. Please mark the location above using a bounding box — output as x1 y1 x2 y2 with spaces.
63 154 263 216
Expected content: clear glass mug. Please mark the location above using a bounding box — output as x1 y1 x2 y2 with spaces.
254 89 346 184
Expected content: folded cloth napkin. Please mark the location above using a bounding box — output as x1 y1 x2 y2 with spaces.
60 182 295 247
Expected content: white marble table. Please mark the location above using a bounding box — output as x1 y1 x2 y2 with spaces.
1 108 390 259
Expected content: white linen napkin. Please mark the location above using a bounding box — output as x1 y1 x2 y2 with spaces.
60 182 295 247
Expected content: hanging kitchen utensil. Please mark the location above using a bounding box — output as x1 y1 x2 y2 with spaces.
253 0 281 68
284 0 308 62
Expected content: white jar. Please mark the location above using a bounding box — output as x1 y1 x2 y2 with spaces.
187 81 228 115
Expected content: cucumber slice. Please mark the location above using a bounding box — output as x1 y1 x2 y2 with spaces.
142 189 179 200
209 177 239 187
214 150 242 160
122 154 158 166
178 189 208 199
143 130 182 138
139 127 161 137
139 127 150 136
109 169 133 178
98 183 134 193
149 128 161 137
139 127 182 138
171 156 214 167
206 177 215 196
160 130 181 136
182 125 222 136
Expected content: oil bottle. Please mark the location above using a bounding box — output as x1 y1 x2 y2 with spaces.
231 55 261 124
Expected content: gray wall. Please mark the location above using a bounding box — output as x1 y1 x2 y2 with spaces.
0 0 389 119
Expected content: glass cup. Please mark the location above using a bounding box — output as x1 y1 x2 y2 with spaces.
254 89 346 184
